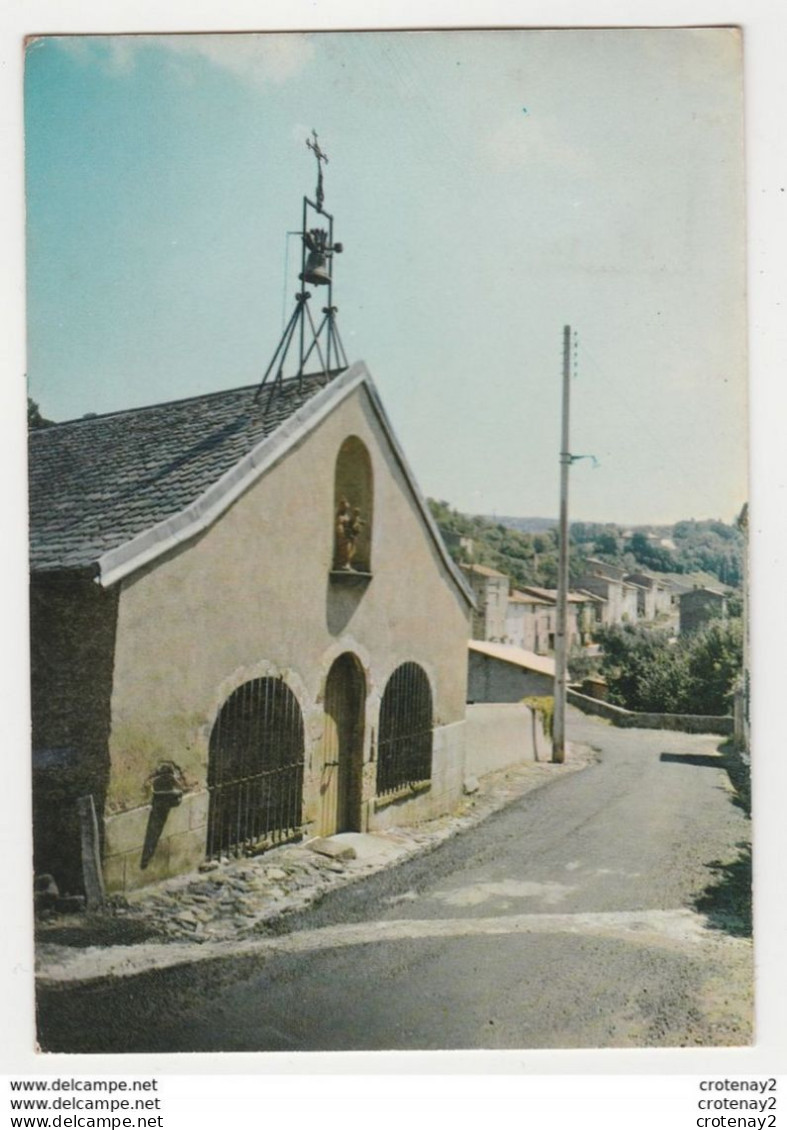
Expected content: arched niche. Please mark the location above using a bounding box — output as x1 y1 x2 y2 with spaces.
333 436 373 574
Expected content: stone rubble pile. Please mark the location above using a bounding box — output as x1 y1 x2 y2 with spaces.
118 849 366 942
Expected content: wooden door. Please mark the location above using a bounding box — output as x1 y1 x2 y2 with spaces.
319 654 365 835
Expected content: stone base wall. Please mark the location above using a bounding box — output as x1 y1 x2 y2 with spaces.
567 688 733 735
103 791 208 893
103 721 469 891
464 703 546 778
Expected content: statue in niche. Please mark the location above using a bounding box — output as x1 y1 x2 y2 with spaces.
335 496 365 571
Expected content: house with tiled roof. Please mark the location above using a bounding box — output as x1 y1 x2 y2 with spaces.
29 362 475 894
574 563 640 626
504 589 552 654
514 586 596 652
459 562 509 641
623 571 674 621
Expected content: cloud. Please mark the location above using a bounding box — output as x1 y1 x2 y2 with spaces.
58 32 315 87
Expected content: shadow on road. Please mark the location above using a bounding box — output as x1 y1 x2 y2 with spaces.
718 740 751 818
660 752 728 769
660 741 750 818
694 842 752 938
690 738 751 938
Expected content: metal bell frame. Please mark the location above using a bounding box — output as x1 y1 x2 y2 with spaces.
255 164 349 411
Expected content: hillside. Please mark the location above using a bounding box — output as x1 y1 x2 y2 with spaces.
428 501 745 592
493 515 557 535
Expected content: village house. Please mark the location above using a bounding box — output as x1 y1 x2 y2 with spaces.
516 585 596 650
29 363 476 895
575 559 640 626
624 571 674 621
504 589 552 653
679 585 728 635
460 562 509 641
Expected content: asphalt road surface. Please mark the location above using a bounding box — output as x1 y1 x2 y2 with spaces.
37 709 752 1051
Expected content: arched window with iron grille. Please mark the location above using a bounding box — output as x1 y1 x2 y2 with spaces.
206 677 304 859
376 663 433 796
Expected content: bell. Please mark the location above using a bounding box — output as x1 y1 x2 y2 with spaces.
301 251 331 286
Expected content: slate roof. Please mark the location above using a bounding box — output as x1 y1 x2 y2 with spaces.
29 374 329 573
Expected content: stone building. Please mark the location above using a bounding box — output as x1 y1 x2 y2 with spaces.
624 572 674 621
513 585 595 651
575 561 640 626
467 641 554 703
29 363 474 894
504 590 552 653
679 586 727 635
460 563 509 641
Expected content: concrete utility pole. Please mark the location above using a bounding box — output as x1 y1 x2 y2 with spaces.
552 325 572 763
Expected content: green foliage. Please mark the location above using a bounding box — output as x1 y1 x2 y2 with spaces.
427 499 565 591
726 591 744 619
28 397 53 429
626 531 680 572
523 695 554 739
592 530 622 556
429 502 745 597
570 517 744 589
567 651 601 683
595 619 743 716
671 520 744 586
684 619 744 714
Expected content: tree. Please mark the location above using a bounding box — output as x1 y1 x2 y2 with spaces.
594 531 621 557
595 624 676 710
685 619 743 715
626 531 679 573
595 618 743 716
28 397 53 429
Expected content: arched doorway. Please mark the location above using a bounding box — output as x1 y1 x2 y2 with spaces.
206 677 304 859
319 653 366 835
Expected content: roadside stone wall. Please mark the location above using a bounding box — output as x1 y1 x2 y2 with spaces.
567 688 733 735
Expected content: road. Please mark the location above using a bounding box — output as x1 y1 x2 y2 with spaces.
36 709 752 1051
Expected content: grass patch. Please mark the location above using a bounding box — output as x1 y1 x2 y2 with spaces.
523 695 554 739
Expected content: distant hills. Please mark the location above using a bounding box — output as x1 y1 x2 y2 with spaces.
492 515 557 534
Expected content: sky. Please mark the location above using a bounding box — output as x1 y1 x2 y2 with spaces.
24 29 748 525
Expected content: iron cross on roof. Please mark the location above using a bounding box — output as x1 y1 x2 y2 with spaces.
306 129 329 212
